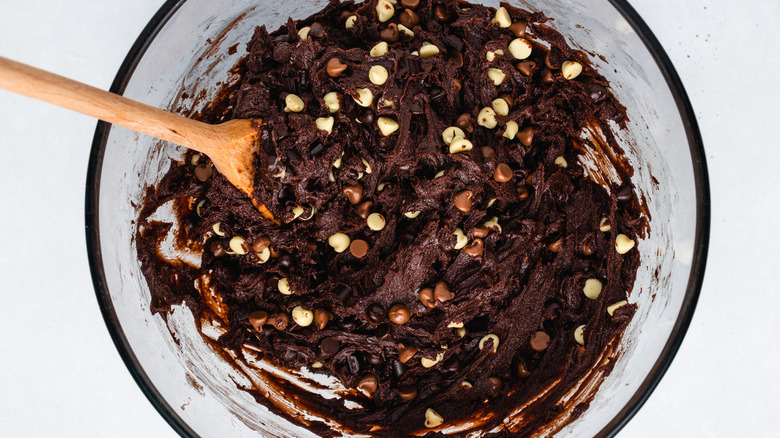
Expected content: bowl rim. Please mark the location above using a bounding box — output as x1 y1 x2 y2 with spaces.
85 1 710 437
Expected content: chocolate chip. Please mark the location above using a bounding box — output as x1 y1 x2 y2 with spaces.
455 113 473 133
326 57 348 77
309 141 325 157
463 238 484 257
409 100 424 115
541 68 555 84
399 9 419 28
314 308 332 330
273 43 292 63
210 240 226 257
543 300 561 320
391 360 407 378
547 237 563 253
473 226 489 238
320 337 340 357
278 254 294 269
398 343 417 363
508 20 527 38
356 201 373 219
516 185 530 200
588 83 607 102
444 34 464 52
380 23 399 43
516 60 536 77
248 310 268 330
308 24 324 39
194 163 213 181
615 183 633 202
366 303 387 324
545 47 564 70
357 107 375 124
398 385 417 401
517 359 532 377
430 87 446 102
434 281 454 303
454 190 474 213
530 331 550 351
434 5 451 21
252 236 271 253
488 376 503 397
367 354 383 366
518 126 534 147
494 163 513 182
358 374 378 395
270 313 289 331
388 304 411 325
333 284 353 303
343 183 363 204
443 358 461 373
399 231 415 245
452 78 462 92
401 0 419 8
481 146 496 161
350 239 369 258
347 354 362 374
418 287 436 308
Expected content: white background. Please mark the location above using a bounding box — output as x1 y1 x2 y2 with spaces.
0 0 778 436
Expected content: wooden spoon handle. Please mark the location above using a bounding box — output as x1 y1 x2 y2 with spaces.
0 56 219 155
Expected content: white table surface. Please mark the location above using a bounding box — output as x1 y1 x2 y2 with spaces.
1 0 778 436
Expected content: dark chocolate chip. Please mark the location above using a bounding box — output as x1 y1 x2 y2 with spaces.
333 284 353 303
309 141 325 157
517 185 530 200
308 25 324 39
366 303 387 324
517 359 532 377
398 385 417 401
399 231 415 245
210 240 226 257
391 359 407 378
410 100 424 115
347 354 362 375
278 254 294 269
444 34 464 52
615 183 633 202
320 337 340 356
366 354 383 366
357 107 375 125
194 163 213 181
455 113 473 132
588 83 607 102
443 358 461 373
481 146 496 160
545 47 564 70
273 43 292 63
271 313 289 331
488 376 503 397
356 201 373 219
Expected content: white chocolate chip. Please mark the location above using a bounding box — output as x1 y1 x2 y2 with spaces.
599 217 611 232
328 232 351 253
292 306 314 327
433 170 445 179
273 167 286 179
324 92 340 113
493 6 512 28
361 157 372 174
301 206 317 221
479 334 500 352
367 213 386 231
397 24 414 37
291 204 305 220
278 277 292 295
457 327 466 338
420 352 444 368
196 200 205 217
607 300 628 316
461 380 473 388
381 98 397 109
583 278 603 300
357 171 364 180
376 0 395 23
316 116 334 135
453 228 468 250
487 68 506 86
504 120 519 139
229 236 247 255
404 210 421 218
410 50 419 57
353 88 374 107
369 65 389 85
284 94 305 113
212 222 225 237
256 246 271 263
298 26 310 40
555 156 568 168
377 182 387 192
370 42 388 57
311 361 323 369
478 107 498 129
492 98 510 116
442 126 465 145
190 154 201 166
377 116 400 136
328 169 335 183
574 325 586 345
419 42 440 59
561 61 583 80
483 216 502 233
447 321 464 328
424 408 444 428
333 153 344 168
449 138 473 154
615 234 635 254
487 198 497 208
345 15 357 29
508 38 533 60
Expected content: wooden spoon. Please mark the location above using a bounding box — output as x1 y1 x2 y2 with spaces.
0 56 274 220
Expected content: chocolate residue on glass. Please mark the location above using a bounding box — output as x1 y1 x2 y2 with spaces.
136 0 645 436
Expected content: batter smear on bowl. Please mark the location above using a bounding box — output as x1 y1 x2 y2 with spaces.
137 0 645 435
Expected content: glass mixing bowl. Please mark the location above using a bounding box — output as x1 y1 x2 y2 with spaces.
85 0 709 436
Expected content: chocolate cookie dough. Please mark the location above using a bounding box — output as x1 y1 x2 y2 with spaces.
137 0 644 435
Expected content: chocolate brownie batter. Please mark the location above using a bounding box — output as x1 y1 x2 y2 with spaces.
137 0 644 435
